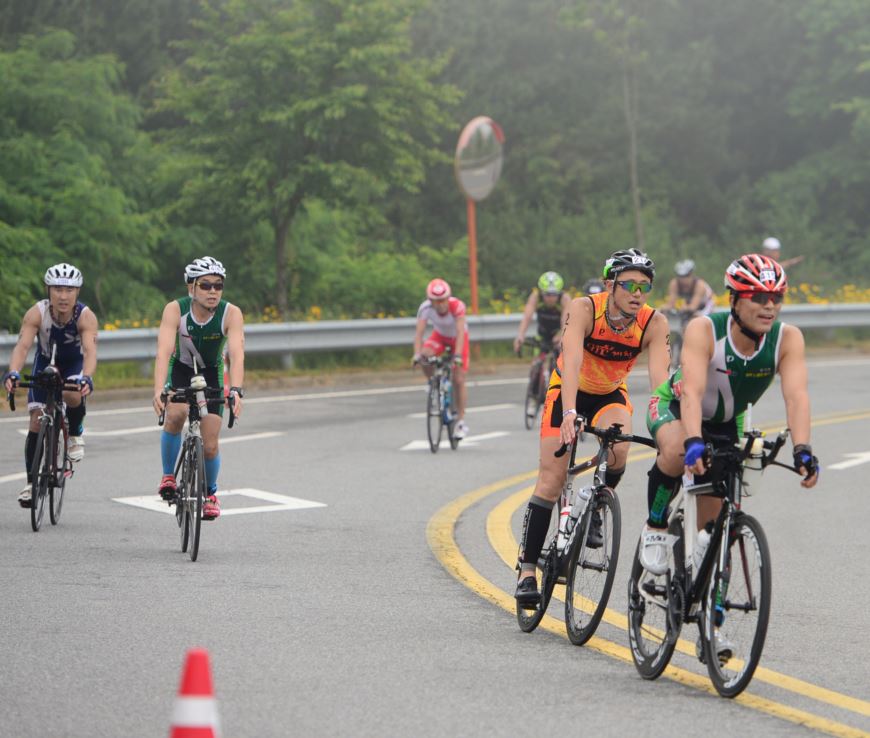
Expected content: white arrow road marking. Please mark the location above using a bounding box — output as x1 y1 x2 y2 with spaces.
407 403 516 419
828 451 870 470
113 488 326 516
400 430 509 451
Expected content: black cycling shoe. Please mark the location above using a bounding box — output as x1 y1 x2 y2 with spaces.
586 510 604 549
515 575 541 610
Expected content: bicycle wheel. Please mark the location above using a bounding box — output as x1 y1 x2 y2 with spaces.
523 361 542 430
627 518 683 679
178 449 191 553
30 420 50 532
49 419 68 525
426 380 443 453
516 542 558 633
446 384 460 450
187 437 206 562
565 488 621 646
702 513 771 698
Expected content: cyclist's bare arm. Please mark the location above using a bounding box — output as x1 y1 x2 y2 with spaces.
558 296 594 443
454 314 466 364
641 311 671 390
679 317 715 474
661 278 678 311
152 301 181 415
412 317 427 361
778 325 817 487
225 304 245 417
555 291 572 344
514 290 538 351
3 306 40 391
77 308 98 395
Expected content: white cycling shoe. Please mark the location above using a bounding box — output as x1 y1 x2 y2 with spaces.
69 436 85 462
17 484 32 508
453 420 469 439
696 630 735 666
640 523 674 576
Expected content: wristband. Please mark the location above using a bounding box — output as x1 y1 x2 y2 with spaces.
562 408 577 418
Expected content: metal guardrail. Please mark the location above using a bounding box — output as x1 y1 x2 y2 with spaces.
1 304 868 367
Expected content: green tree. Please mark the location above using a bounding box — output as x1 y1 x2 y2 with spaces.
155 0 460 317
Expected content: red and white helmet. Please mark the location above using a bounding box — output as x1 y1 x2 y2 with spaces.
426 278 451 300
724 254 787 294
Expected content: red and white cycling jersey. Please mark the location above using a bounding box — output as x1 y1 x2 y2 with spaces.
416 297 466 337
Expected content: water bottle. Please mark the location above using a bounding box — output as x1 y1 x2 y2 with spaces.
742 436 764 492
556 505 571 553
191 374 208 417
693 527 712 572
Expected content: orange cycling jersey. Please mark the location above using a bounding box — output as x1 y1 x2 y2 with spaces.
555 291 656 395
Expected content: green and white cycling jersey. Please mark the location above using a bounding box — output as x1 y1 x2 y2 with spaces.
648 311 783 433
168 296 230 373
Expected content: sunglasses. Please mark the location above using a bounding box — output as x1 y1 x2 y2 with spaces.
739 292 784 305
197 281 224 292
616 279 652 294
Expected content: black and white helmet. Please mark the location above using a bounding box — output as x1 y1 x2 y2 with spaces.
184 256 226 284
603 248 655 281
44 263 83 287
674 259 695 277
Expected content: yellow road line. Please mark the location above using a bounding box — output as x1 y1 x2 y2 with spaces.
489 485 870 720
427 408 870 737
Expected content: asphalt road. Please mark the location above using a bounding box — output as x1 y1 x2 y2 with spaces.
0 354 868 737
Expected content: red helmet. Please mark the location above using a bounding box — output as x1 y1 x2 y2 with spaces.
724 254 787 293
426 278 451 300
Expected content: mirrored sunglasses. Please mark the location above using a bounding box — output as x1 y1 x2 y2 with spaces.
616 279 652 294
740 291 784 305
197 281 224 292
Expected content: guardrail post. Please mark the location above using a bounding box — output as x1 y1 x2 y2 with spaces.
282 352 295 369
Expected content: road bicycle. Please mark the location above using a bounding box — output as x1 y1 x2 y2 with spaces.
516 417 655 645
159 367 235 562
519 337 557 430
7 344 80 531
417 351 460 454
627 423 800 697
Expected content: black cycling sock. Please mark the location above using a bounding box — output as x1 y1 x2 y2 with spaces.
24 431 38 483
647 463 682 527
66 402 86 436
604 467 625 490
519 495 555 568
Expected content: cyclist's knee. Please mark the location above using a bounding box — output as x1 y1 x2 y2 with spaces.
203 438 219 458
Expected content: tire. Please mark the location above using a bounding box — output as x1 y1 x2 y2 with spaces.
178 448 191 553
523 360 542 430
516 542 559 633
627 517 684 679
49 417 68 525
703 513 771 698
188 437 205 562
426 380 443 453
565 488 621 646
30 420 50 532
447 381 460 450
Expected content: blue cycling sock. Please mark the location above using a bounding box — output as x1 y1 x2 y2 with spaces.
205 454 220 494
160 431 182 475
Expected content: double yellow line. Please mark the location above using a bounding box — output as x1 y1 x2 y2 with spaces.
427 410 870 737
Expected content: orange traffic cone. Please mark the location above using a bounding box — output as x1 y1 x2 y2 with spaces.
169 648 221 738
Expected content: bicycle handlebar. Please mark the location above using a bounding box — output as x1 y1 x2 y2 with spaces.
158 386 236 428
7 370 83 412
554 416 655 458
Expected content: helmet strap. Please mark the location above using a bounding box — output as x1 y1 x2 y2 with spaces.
729 293 762 350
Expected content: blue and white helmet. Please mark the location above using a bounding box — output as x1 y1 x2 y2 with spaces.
44 263 83 287
184 256 226 284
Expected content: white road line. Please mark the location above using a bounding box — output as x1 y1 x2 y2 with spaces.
0 472 27 485
220 431 285 444
112 488 325 516
407 403 516 419
400 430 509 451
829 451 870 470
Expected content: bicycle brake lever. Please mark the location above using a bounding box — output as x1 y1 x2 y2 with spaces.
227 394 236 429
554 443 569 458
7 392 15 412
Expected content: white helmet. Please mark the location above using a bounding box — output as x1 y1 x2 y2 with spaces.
674 259 695 277
44 263 83 287
762 237 781 252
184 256 226 283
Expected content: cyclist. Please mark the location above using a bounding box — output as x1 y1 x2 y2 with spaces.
513 271 571 355
661 259 715 316
412 278 469 439
641 254 819 656
2 263 98 507
581 278 606 296
762 236 804 270
515 249 671 608
152 256 245 520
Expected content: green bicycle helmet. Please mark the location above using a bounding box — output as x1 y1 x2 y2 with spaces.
537 271 564 295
